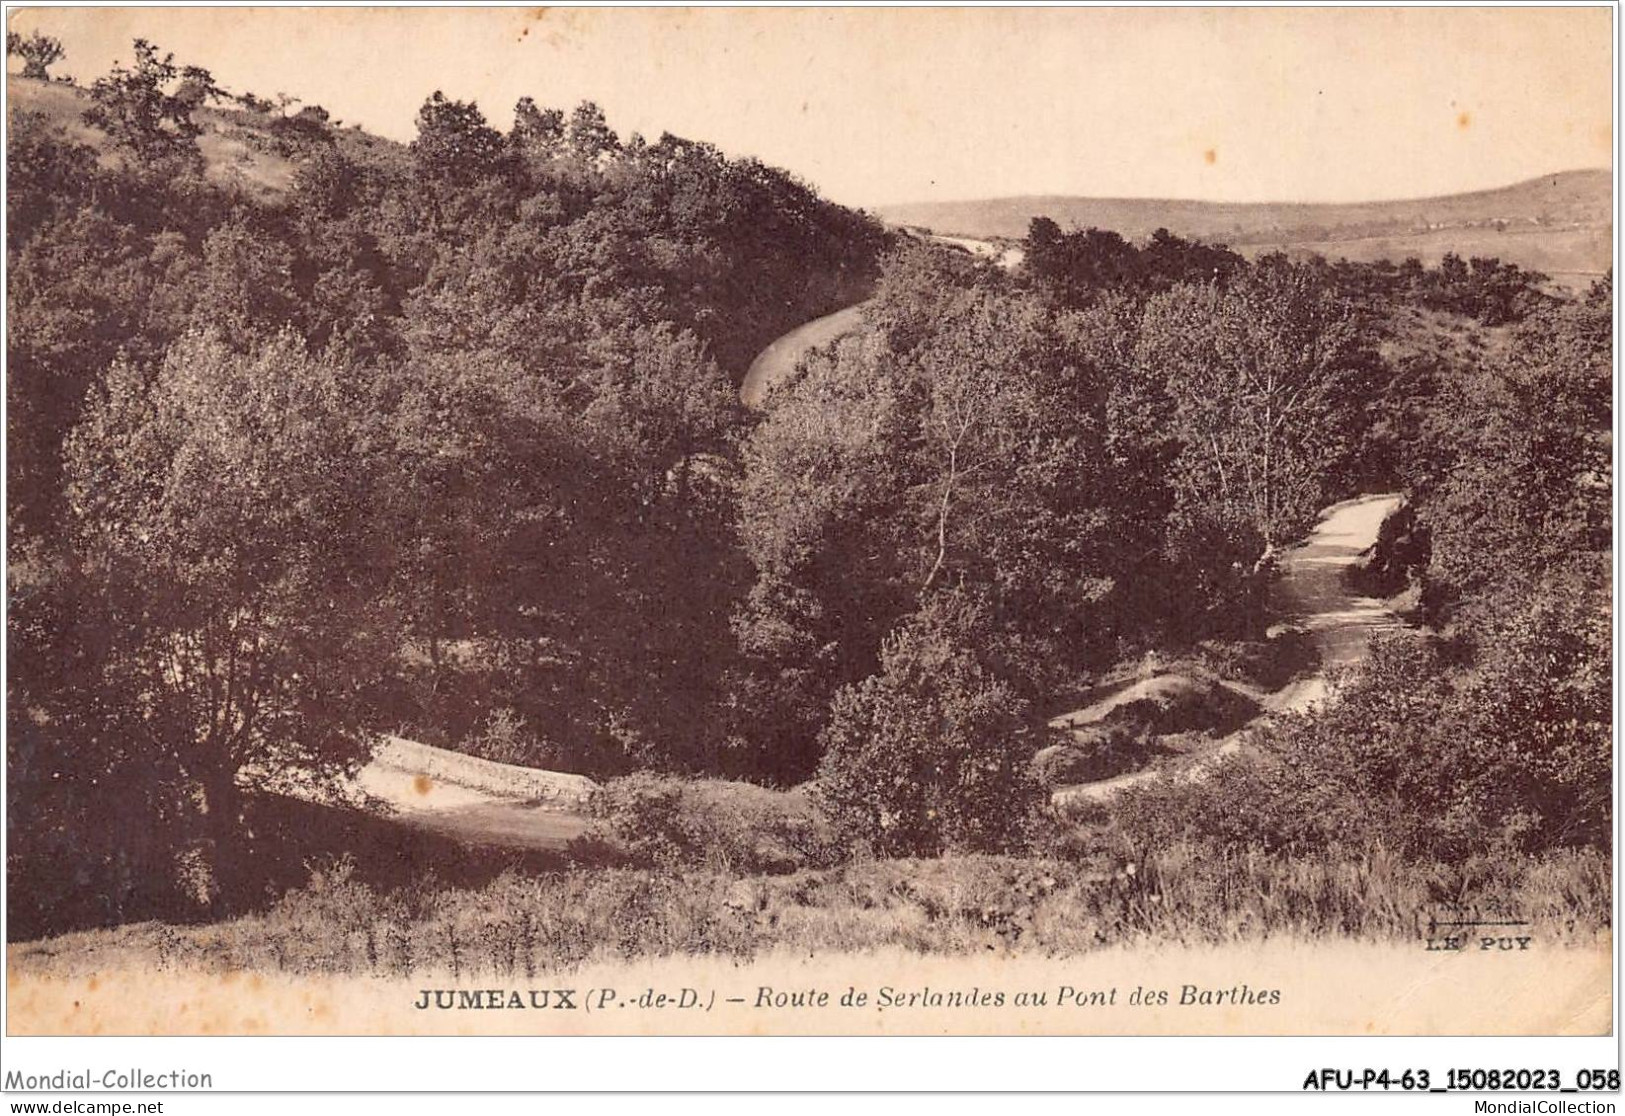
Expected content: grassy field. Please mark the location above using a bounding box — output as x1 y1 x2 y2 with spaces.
10 846 1608 980
1257 224 1612 290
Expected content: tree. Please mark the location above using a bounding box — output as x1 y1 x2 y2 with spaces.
904 289 1121 628
8 208 194 543
410 92 506 184
730 328 914 778
511 95 564 153
814 592 1042 856
64 330 391 904
82 40 217 164
12 37 894 832
1420 286 1611 602
8 30 64 80
734 255 1145 777
1139 227 1245 291
1137 257 1374 553
8 541 192 936
567 100 619 160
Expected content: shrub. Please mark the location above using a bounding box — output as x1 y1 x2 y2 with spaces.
1075 754 1289 851
82 40 218 164
1194 632 1320 691
1097 674 1257 736
238 865 756 977
814 594 1044 857
410 91 506 184
1458 565 1611 849
1031 724 1157 787
1100 603 1609 863
256 855 405 974
459 707 558 769
582 774 840 873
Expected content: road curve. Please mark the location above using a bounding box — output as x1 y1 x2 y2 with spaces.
740 302 870 407
1054 493 1405 803
1259 493 1406 715
738 233 1023 408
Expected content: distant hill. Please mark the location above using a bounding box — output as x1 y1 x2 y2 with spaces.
879 170 1613 288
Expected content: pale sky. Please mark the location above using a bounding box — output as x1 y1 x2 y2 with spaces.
6 6 1614 210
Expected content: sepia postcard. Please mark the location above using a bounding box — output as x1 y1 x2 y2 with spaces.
2 3 1614 1053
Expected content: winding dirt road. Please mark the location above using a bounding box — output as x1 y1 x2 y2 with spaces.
1055 493 1405 803
1259 493 1406 715
738 232 1021 408
740 302 868 407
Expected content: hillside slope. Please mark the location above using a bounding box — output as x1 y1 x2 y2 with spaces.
7 74 403 202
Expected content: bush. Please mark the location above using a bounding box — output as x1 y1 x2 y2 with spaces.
582 774 840 873
813 594 1044 857
266 105 334 150
1032 724 1158 787
1099 600 1609 862
20 847 1604 976
8 31 64 80
410 91 506 184
1032 743 1091 788
1078 754 1299 852
458 707 557 769
82 40 216 164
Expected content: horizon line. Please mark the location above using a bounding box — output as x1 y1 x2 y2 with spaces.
865 166 1614 216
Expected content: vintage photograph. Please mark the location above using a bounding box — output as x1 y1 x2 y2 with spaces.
3 5 1614 1040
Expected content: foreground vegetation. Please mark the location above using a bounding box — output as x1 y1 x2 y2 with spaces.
12 846 1608 977
6 34 1612 951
